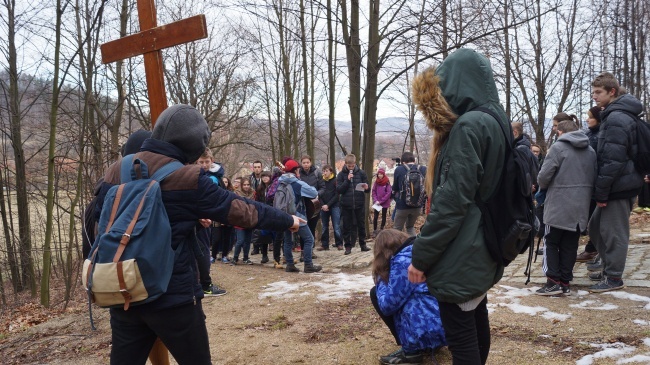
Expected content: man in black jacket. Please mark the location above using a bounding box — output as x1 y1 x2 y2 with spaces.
336 154 370 254
588 72 644 293
96 104 301 364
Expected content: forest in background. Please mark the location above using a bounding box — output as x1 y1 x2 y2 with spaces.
0 0 648 308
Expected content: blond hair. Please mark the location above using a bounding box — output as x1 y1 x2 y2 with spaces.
200 148 214 161
344 154 356 164
412 67 458 197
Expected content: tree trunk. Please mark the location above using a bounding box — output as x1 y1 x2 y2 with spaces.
339 0 361 156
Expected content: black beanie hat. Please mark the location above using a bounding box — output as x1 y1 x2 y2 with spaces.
121 129 152 157
151 104 210 163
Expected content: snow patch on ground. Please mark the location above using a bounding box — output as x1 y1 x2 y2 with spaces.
633 319 648 326
569 300 619 310
602 291 650 310
491 285 572 321
259 273 374 300
575 342 636 365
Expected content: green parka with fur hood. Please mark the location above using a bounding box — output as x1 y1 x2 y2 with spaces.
411 49 507 304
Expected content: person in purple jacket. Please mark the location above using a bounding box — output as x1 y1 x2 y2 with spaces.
372 168 392 237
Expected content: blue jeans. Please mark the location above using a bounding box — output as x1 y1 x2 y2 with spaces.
320 205 342 248
284 225 314 265
234 229 252 261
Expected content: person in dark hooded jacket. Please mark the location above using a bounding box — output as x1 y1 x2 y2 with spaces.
95 104 301 365
588 72 644 293
336 154 370 255
408 49 507 365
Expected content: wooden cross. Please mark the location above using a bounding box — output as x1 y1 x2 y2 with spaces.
100 0 208 125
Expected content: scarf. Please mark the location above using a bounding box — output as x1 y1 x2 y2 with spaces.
375 174 390 186
323 172 335 181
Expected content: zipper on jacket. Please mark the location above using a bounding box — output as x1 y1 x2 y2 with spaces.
440 161 451 189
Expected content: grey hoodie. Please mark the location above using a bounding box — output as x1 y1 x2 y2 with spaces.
538 131 597 232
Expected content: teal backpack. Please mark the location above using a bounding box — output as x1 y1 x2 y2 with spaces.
83 155 182 327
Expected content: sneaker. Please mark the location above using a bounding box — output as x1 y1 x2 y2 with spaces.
316 246 329 251
379 348 423 365
285 264 300 273
632 206 644 214
203 284 227 297
230 258 238 266
312 253 318 259
216 253 222 260
360 245 371 252
221 257 231 264
589 277 625 293
243 259 253 265
210 257 215 264
535 278 563 296
575 251 598 263
344 248 352 255
588 271 603 281
586 253 600 265
261 256 269 264
536 247 544 256
587 259 603 272
251 247 259 255
644 207 650 212
304 264 322 273
336 245 343 251
274 261 285 269
561 283 571 296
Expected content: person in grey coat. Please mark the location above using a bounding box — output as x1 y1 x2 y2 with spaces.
535 120 596 296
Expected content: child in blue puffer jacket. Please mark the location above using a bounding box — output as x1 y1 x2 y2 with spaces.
370 229 446 365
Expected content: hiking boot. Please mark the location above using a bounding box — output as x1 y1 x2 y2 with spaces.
575 251 598 263
379 348 423 365
561 283 571 296
360 245 371 252
535 278 563 296
587 259 603 272
261 256 269 264
316 246 329 251
588 271 603 281
304 264 322 273
274 261 285 269
203 284 227 297
589 277 625 293
344 248 352 255
243 259 253 265
285 264 300 273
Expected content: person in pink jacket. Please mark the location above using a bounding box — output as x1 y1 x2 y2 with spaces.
372 168 393 237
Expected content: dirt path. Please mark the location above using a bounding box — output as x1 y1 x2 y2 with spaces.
2 258 650 365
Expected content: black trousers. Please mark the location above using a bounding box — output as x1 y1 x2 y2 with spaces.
370 286 400 345
110 301 211 365
543 225 580 283
585 200 598 253
373 207 388 231
638 181 650 207
272 230 284 262
438 297 490 365
341 206 366 248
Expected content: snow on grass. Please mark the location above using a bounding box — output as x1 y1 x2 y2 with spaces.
575 342 636 365
569 300 619 310
259 273 374 300
602 291 650 310
633 319 648 326
617 354 650 363
644 338 650 347
491 285 572 321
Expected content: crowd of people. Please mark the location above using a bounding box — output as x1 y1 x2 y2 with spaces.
88 47 648 365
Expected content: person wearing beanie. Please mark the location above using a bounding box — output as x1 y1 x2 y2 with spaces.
121 129 152 157
278 159 322 273
371 168 392 236
94 104 301 364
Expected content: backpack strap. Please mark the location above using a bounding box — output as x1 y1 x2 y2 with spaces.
472 106 514 148
150 160 184 182
120 154 134 183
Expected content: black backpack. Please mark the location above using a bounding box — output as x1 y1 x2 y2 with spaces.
631 112 650 175
401 164 426 207
472 107 539 282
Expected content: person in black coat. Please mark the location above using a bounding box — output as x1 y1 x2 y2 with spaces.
336 154 370 254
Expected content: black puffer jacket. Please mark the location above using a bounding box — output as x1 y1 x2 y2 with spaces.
586 124 600 153
336 165 369 209
299 166 325 192
515 133 539 184
318 172 339 208
595 94 644 202
96 139 294 310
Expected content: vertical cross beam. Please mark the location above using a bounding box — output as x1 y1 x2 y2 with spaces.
137 0 166 125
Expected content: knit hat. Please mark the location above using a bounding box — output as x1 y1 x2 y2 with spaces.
121 129 152 156
588 106 602 124
284 159 300 173
377 168 386 175
151 104 210 163
281 156 293 165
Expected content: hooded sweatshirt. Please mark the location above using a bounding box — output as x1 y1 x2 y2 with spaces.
538 131 597 232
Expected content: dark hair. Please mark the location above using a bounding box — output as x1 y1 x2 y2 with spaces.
221 177 233 191
255 171 273 202
372 229 409 284
253 160 263 167
300 155 312 162
401 151 415 163
322 164 333 172
553 112 580 127
592 72 620 96
588 106 602 124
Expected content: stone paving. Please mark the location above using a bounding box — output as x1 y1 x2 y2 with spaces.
255 226 650 288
